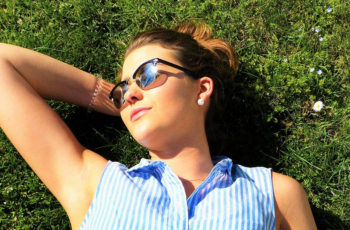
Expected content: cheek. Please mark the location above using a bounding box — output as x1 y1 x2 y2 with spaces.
119 79 198 146
156 79 193 108
151 84 197 130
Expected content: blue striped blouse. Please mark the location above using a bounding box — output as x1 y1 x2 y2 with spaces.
79 156 275 229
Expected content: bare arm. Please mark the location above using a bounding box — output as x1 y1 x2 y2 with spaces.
0 43 118 229
0 43 119 115
273 172 317 230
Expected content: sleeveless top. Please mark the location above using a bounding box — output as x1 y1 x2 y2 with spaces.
79 156 275 230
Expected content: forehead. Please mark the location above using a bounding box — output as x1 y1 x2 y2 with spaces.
121 45 179 80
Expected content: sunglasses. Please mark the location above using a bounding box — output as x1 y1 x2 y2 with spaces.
109 58 197 110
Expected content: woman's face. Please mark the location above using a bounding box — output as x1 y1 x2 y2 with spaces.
120 44 206 151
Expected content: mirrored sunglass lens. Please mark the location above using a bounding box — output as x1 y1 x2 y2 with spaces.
137 63 158 88
113 83 128 109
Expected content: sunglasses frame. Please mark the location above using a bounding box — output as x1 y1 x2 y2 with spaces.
109 58 197 109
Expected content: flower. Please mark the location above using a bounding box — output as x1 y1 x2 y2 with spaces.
312 27 315 31
327 7 332 12
283 58 288 62
313 101 324 112
315 28 320 33
310 68 315 72
317 70 322 75
319 37 324 41
3 202 6 205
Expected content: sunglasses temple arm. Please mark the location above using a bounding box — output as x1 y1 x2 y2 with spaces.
157 59 197 78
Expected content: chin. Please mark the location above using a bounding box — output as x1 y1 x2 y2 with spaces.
131 124 173 151
129 123 156 146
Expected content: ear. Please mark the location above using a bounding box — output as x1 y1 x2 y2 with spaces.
198 77 214 102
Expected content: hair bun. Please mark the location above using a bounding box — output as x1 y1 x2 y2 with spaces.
175 22 213 42
174 21 239 77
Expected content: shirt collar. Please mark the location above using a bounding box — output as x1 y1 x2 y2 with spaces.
211 156 233 176
126 158 164 173
126 156 233 176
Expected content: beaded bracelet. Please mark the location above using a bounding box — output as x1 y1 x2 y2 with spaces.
87 78 101 113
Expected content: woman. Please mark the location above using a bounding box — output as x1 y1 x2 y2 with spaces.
0 22 316 229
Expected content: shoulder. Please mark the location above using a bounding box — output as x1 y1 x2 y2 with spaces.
65 151 109 230
69 158 130 230
272 172 317 230
233 164 273 190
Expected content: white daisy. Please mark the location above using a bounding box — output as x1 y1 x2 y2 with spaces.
283 58 288 62
313 101 324 112
319 37 324 41
310 68 315 72
327 7 332 12
317 70 322 75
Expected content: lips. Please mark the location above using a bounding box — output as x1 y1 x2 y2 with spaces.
130 107 152 122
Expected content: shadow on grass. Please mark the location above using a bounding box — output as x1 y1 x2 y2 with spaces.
63 108 126 161
63 70 348 229
311 203 349 230
207 70 282 169
217 71 349 229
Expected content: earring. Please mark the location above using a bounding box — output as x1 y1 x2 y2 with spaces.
198 99 204 106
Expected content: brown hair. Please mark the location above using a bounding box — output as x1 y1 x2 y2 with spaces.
123 21 239 153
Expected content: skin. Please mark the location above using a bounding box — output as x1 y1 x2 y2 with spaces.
0 43 111 229
0 43 316 230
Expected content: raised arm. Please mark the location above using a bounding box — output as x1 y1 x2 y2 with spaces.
0 43 118 229
0 43 119 115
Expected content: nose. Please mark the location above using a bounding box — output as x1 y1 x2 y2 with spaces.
123 81 144 107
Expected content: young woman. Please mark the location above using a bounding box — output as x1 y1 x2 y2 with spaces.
0 22 316 229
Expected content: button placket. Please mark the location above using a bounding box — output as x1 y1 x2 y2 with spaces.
162 164 189 230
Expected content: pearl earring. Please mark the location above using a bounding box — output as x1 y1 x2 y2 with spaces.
198 99 204 106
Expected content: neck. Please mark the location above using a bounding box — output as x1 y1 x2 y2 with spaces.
145 122 214 198
149 142 214 184
150 144 214 199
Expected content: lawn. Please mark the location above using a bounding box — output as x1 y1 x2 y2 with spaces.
0 0 349 229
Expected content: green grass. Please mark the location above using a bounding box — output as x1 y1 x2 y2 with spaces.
0 0 349 229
